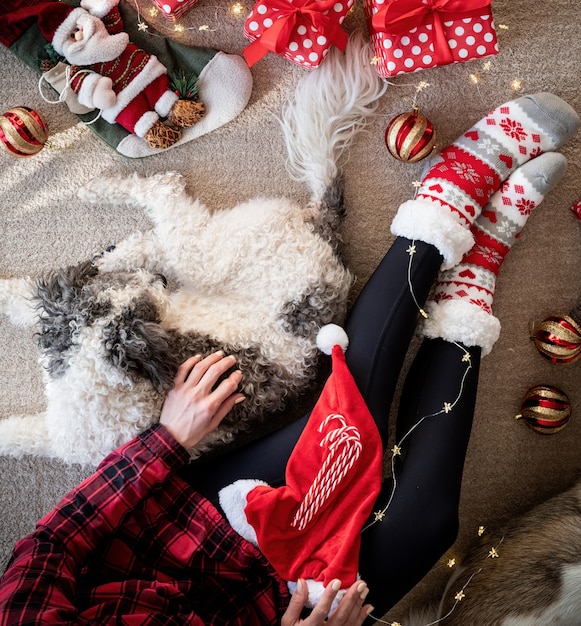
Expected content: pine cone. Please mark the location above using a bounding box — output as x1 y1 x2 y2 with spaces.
168 99 205 129
144 121 182 150
40 59 55 72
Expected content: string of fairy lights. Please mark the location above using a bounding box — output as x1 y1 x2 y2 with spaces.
361 216 509 625
119 5 522 623
127 0 247 36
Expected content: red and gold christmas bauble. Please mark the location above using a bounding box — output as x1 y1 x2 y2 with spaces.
515 385 571 434
532 314 581 365
385 107 436 163
0 106 49 158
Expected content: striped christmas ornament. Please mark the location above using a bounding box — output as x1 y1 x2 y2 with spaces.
385 107 436 163
532 314 581 364
515 385 571 434
0 106 49 158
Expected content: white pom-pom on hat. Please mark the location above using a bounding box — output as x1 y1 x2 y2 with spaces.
316 324 349 355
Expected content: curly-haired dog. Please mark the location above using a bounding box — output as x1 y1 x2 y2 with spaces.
0 33 387 465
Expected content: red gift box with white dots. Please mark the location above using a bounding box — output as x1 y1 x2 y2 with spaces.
364 0 499 78
243 0 355 69
150 0 200 21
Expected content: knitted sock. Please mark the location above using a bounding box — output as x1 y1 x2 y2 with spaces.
420 152 568 356
391 93 579 269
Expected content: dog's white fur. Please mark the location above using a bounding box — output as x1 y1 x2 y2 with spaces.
0 32 387 465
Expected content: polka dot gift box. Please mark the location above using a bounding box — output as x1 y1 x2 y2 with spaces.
364 0 499 78
243 0 354 69
150 0 200 22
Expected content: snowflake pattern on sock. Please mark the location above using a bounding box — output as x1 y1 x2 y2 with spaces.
417 96 568 230
431 152 566 315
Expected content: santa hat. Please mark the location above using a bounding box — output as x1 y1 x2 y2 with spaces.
1 1 85 56
219 325 383 609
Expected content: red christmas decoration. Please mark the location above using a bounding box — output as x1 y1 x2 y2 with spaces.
385 107 436 163
0 106 49 158
532 314 581 365
515 385 572 435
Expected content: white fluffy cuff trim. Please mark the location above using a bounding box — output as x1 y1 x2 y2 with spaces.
420 299 501 356
155 91 179 118
134 111 159 138
218 479 268 546
390 199 474 270
74 71 101 108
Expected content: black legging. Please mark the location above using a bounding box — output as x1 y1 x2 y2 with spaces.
180 237 481 616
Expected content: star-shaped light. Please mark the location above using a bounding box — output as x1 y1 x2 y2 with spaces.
455 590 466 602
370 56 381 65
374 510 386 522
406 244 417 256
137 21 149 32
488 547 499 558
478 526 486 536
391 622 402 626
482 60 493 71
412 180 422 188
199 24 210 31
419 308 428 319
447 558 456 568
391 444 402 456
462 353 471 363
443 402 452 413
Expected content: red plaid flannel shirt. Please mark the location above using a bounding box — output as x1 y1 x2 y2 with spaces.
0 425 290 625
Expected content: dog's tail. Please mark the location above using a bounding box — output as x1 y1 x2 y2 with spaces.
279 30 387 205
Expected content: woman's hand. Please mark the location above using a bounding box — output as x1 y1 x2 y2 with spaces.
282 579 373 626
160 352 245 450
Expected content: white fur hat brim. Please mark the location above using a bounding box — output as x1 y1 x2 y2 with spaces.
51 7 86 56
420 299 501 356
218 479 268 546
390 199 474 270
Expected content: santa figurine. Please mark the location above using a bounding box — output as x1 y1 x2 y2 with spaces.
11 0 205 149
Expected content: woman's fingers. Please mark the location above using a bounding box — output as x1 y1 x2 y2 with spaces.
330 581 373 625
183 351 237 390
173 354 203 386
281 579 309 626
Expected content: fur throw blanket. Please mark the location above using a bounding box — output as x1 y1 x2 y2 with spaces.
404 478 581 625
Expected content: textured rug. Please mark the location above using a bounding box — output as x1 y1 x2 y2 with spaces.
0 0 580 622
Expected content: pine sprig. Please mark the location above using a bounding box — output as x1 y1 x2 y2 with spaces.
169 71 200 100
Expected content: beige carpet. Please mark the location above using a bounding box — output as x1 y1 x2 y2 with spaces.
0 0 580 622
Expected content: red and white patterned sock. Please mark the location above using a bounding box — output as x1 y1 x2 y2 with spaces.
420 152 567 355
391 93 578 269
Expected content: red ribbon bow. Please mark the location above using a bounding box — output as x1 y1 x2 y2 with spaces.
372 0 493 65
243 0 349 67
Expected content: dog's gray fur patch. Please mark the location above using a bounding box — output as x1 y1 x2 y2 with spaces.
34 261 110 378
279 280 348 338
307 179 346 254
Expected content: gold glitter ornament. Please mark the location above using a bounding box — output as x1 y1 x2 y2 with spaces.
384 107 436 163
532 313 581 365
515 385 572 434
0 106 49 158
